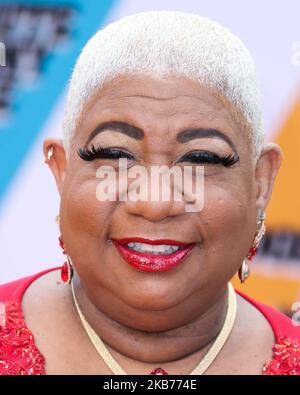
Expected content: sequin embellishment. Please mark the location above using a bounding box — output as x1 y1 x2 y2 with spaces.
0 301 45 375
263 337 300 375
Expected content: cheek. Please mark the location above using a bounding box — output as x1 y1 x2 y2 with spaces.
199 177 257 275
60 176 116 245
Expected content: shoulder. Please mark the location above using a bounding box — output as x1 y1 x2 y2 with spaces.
237 289 300 340
237 289 300 375
0 267 60 375
0 267 61 304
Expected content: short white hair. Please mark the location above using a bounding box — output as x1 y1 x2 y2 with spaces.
62 11 264 158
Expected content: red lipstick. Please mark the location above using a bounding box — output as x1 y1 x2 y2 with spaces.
112 237 195 272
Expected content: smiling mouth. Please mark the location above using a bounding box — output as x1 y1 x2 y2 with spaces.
112 237 195 272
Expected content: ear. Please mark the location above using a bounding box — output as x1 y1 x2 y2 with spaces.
43 138 67 196
255 143 282 211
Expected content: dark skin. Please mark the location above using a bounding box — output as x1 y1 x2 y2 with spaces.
22 74 282 374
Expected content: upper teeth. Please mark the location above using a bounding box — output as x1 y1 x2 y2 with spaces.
127 242 180 255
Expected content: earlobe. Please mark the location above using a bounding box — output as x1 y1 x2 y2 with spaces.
43 138 67 196
255 143 282 210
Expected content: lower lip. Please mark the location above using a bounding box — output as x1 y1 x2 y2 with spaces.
112 241 195 272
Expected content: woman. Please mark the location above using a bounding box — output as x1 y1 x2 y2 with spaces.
0 11 299 375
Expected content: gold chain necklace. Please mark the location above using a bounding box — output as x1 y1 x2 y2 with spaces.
71 281 237 375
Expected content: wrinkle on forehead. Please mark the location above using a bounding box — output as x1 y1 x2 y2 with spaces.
100 81 226 112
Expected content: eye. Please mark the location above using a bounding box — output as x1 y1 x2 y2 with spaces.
77 145 135 161
177 150 239 167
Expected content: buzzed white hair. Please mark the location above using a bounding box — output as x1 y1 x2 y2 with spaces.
62 10 264 158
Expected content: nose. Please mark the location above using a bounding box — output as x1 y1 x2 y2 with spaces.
124 199 186 222
118 164 198 221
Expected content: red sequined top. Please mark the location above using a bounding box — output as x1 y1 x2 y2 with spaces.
0 267 299 375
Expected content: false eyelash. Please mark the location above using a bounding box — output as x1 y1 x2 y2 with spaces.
77 145 135 161
223 153 240 167
178 151 239 167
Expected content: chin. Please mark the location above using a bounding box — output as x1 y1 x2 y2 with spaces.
117 280 190 312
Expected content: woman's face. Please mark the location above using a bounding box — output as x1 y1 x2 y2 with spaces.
46 74 281 329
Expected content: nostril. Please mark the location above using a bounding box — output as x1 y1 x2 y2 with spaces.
124 199 186 222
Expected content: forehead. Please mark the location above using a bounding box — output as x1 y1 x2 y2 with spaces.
85 74 225 113
76 73 246 143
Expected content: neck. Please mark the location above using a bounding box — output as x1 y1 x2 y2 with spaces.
71 274 229 365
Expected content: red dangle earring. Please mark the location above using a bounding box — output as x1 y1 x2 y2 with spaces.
59 235 74 285
56 214 74 284
239 211 266 283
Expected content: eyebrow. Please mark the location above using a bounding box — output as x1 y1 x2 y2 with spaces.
176 128 236 152
86 121 144 144
86 121 236 152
